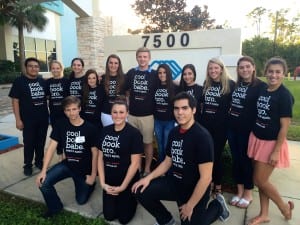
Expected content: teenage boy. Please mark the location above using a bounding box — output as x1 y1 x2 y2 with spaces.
9 57 49 176
36 96 98 218
125 47 158 176
132 92 230 225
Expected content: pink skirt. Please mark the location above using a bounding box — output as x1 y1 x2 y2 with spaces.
247 132 290 168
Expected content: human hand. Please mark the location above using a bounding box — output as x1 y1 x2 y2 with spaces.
131 177 150 193
109 186 125 195
103 184 118 195
179 203 193 221
269 151 279 167
85 175 95 185
16 119 24 130
35 172 46 187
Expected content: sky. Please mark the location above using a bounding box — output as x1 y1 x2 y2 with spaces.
100 0 299 39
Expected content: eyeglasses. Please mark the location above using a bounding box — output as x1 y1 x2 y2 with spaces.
27 65 40 69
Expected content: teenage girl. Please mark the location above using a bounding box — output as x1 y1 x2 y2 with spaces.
69 57 85 98
154 64 177 163
97 96 143 224
178 64 203 119
247 57 294 225
46 60 69 156
227 56 266 208
200 57 235 196
100 54 125 127
81 69 104 130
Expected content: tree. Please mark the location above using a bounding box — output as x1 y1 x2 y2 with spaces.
131 0 215 33
242 36 274 75
268 9 300 45
0 0 47 73
247 7 267 37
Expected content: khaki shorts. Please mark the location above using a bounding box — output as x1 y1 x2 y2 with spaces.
128 114 154 144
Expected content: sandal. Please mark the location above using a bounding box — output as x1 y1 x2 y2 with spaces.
247 216 270 225
236 198 252 208
229 196 241 206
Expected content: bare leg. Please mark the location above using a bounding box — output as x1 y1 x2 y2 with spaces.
237 184 244 198
243 188 253 202
144 143 153 174
252 161 292 220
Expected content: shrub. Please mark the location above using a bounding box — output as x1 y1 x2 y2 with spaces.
64 67 72 78
0 72 20 84
0 60 16 72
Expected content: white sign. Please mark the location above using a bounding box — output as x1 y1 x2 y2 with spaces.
104 29 242 84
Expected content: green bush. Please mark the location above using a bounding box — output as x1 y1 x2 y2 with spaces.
0 60 17 72
0 71 20 84
63 67 72 78
222 144 235 188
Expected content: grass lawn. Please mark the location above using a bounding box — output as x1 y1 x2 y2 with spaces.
0 190 107 225
283 79 300 141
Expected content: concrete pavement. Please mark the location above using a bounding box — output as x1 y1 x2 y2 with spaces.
0 113 299 225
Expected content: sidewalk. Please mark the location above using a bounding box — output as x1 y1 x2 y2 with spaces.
0 113 299 225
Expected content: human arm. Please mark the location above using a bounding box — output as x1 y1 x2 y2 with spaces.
131 156 172 193
97 150 115 194
35 139 58 187
109 154 141 195
179 162 213 221
11 98 23 130
86 147 98 185
269 117 291 166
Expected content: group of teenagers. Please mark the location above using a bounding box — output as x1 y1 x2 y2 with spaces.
8 46 294 225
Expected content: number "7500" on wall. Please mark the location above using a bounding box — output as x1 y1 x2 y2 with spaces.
142 33 190 48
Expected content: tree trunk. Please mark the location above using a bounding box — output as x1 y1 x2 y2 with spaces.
18 24 25 74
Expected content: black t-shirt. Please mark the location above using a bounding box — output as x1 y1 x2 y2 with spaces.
50 118 98 176
253 84 294 140
228 79 267 133
98 123 143 185
69 76 85 98
125 67 158 116
46 77 70 117
200 80 235 127
181 84 203 119
166 122 214 201
81 86 104 127
100 76 125 114
154 83 176 121
8 75 49 121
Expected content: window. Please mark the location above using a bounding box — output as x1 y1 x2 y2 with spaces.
12 36 57 72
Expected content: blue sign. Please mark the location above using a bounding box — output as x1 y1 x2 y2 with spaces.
150 60 182 80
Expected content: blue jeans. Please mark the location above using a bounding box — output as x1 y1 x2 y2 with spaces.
227 128 253 189
39 162 95 213
154 119 175 162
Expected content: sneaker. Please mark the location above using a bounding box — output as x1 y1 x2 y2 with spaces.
216 193 230 222
154 217 176 225
23 167 32 176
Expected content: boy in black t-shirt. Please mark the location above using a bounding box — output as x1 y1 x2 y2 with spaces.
36 96 98 218
125 47 158 176
9 57 49 176
132 92 230 225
